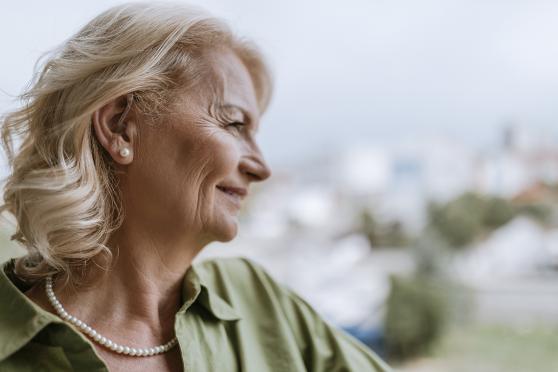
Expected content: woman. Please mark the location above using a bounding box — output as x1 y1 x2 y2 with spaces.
0 3 391 371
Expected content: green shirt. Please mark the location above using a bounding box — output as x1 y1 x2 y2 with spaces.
0 256 392 371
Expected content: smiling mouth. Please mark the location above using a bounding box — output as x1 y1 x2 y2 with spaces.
216 186 241 206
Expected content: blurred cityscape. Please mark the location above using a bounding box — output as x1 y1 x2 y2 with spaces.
196 125 558 371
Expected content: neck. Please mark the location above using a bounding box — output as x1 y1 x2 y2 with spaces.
45 224 208 344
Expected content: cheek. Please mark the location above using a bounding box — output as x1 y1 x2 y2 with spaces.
191 135 241 229
175 132 241 213
207 135 241 179
132 122 241 218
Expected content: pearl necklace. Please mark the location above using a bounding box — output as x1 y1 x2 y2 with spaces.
45 276 178 357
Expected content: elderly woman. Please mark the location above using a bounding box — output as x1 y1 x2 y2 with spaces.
0 3 391 372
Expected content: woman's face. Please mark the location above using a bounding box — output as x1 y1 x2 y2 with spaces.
123 47 271 246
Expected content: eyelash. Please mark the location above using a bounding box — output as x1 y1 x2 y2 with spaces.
228 122 245 132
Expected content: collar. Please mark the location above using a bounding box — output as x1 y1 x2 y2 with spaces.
0 258 64 361
0 257 240 361
180 262 241 322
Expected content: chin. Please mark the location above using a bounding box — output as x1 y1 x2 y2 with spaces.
214 220 239 242
215 231 237 243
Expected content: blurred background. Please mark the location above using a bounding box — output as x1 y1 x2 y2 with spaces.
2 1 558 370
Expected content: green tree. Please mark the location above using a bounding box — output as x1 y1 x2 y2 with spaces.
384 275 446 361
428 193 485 248
482 197 515 229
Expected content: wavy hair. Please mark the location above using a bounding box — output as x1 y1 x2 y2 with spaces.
0 2 273 287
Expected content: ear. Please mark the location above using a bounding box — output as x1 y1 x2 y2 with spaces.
92 94 136 165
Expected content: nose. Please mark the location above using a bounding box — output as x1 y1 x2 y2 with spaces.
240 145 272 183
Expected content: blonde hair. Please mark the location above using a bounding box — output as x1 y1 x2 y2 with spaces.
0 2 273 286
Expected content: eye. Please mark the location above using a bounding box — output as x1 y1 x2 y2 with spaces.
227 122 246 133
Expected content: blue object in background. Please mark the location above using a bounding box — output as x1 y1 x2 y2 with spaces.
342 324 386 359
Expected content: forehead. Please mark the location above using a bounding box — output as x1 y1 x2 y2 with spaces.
203 47 260 121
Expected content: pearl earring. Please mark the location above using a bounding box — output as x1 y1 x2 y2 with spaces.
119 147 130 157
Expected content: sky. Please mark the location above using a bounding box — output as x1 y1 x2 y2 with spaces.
1 0 558 168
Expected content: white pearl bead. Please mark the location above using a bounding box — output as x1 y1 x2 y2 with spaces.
44 275 177 358
119 147 130 157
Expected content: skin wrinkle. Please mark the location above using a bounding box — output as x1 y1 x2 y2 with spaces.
194 157 212 231
185 114 217 230
190 94 243 233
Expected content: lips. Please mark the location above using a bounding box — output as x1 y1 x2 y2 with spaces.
216 185 247 198
216 185 247 207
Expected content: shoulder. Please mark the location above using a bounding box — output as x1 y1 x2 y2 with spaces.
195 255 263 275
193 256 329 337
195 256 272 282
194 257 392 371
193 256 304 319
194 256 285 300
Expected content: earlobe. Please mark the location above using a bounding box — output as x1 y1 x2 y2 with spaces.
91 94 135 164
